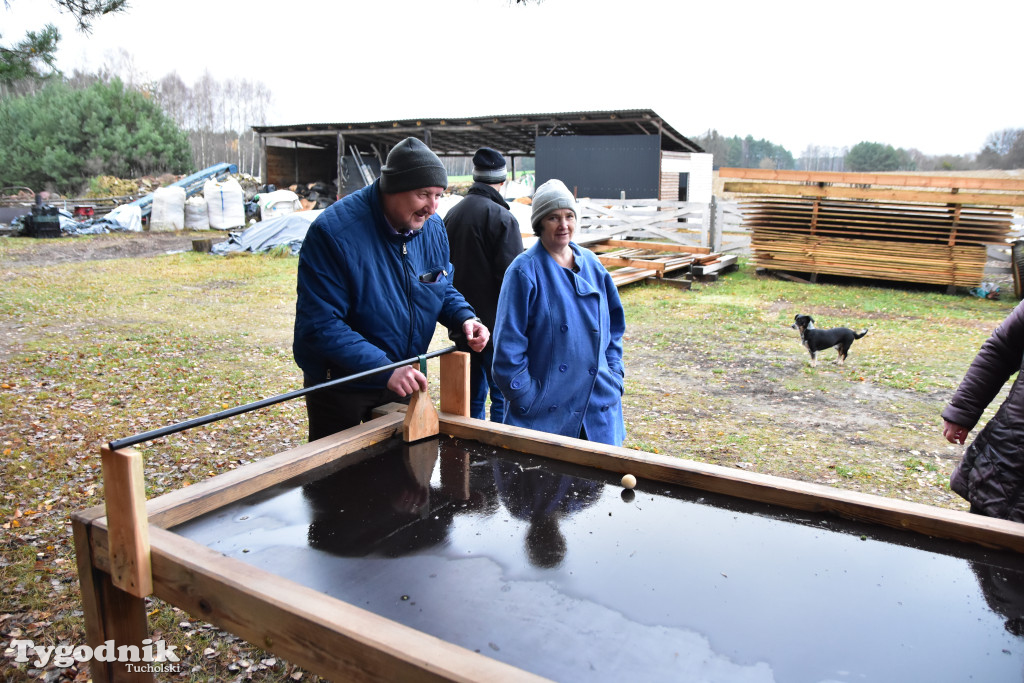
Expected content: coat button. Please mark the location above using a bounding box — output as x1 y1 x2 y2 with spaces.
559 364 568 372
548 405 557 412
601 405 609 412
589 367 597 376
519 406 528 414
560 323 568 332
511 380 520 389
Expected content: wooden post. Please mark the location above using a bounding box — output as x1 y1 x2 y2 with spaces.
72 509 153 683
100 446 153 598
439 351 471 417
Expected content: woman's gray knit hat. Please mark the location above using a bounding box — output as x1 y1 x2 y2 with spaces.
530 179 577 232
380 137 448 193
472 147 507 184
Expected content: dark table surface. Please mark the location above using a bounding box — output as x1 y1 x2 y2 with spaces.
173 435 1024 682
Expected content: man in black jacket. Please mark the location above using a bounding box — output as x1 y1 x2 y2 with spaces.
445 148 524 421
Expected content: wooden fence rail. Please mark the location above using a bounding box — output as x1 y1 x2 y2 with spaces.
574 197 749 254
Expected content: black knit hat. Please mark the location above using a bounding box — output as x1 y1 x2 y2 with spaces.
472 147 507 184
379 137 448 193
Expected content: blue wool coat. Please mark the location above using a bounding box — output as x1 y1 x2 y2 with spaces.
492 241 626 445
293 180 475 390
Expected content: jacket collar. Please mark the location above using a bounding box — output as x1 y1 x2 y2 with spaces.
528 241 599 296
467 182 510 210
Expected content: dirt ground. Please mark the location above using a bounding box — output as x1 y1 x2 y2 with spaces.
0 230 221 267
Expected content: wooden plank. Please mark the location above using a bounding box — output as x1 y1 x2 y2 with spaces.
439 352 470 418
88 526 550 683
72 510 115 683
750 233 988 286
596 255 666 272
599 239 711 254
74 506 153 683
144 413 404 528
403 389 440 442
610 268 657 287
724 181 1024 207
719 168 1024 192
436 416 1024 554
100 446 152 598
691 254 738 276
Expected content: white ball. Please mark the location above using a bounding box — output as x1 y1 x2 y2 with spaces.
621 474 637 489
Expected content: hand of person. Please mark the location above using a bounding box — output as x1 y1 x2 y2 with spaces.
463 318 490 353
943 419 969 445
387 365 428 397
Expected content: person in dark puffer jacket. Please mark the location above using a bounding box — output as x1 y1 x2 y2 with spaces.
444 147 523 422
941 301 1024 522
293 137 489 441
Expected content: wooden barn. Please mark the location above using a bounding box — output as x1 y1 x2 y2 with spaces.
250 109 712 203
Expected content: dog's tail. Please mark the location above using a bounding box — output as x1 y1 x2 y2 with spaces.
854 329 869 339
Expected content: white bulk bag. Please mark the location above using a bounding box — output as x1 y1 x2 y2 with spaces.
258 190 301 221
149 186 186 232
204 177 245 230
184 196 210 230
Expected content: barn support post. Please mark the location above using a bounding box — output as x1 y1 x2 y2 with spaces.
259 134 266 185
708 196 721 253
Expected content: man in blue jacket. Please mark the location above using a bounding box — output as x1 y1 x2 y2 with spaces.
293 137 489 441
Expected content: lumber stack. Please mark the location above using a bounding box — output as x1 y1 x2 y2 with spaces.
721 169 1024 288
585 238 722 287
585 239 737 286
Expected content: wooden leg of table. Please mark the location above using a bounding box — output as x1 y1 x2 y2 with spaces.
440 351 471 417
72 512 153 683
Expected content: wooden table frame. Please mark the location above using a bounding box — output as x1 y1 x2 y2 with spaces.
73 354 1024 682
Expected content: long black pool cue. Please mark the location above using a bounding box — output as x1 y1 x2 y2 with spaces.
107 346 457 451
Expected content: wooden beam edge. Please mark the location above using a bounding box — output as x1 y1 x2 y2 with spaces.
88 526 550 683
436 416 1024 554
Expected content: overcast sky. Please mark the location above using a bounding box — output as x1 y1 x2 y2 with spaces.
6 0 1023 157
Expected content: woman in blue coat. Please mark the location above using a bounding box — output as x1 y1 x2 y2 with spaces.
492 179 626 446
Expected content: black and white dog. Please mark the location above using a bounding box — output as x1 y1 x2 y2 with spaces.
791 314 868 367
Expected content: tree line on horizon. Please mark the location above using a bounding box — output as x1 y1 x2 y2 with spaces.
4 2 1024 194
693 129 1024 174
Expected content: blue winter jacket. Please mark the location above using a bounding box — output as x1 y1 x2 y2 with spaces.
293 181 476 389
492 241 626 445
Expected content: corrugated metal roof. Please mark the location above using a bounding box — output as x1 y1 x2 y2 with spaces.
252 109 703 156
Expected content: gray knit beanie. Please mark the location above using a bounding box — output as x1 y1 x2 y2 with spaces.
379 137 448 193
530 179 577 234
472 147 507 184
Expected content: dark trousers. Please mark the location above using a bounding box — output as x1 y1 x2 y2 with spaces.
304 381 408 442
470 343 506 422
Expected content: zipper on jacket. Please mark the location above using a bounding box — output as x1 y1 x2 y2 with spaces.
402 241 414 354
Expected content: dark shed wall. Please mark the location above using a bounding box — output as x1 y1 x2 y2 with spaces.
266 145 336 190
535 135 661 199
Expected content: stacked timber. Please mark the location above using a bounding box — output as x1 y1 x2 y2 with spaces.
721 169 1024 288
586 239 732 287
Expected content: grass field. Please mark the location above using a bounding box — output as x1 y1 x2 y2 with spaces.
0 234 1018 681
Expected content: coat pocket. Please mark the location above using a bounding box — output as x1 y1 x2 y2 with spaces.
506 368 541 418
415 266 450 302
